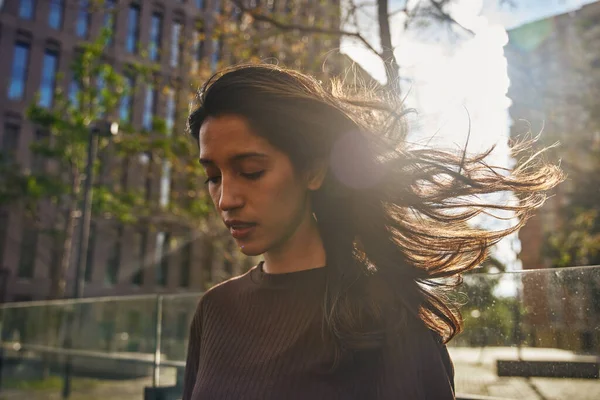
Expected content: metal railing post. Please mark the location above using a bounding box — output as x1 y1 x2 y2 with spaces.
153 295 163 388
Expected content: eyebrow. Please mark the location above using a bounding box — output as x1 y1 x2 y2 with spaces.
199 152 269 166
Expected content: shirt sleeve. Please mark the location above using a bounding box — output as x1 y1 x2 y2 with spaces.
182 300 203 400
375 319 456 399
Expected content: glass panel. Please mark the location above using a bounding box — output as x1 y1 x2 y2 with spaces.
119 75 134 123
142 86 155 131
126 5 140 54
103 0 116 45
1 267 598 397
18 0 34 20
451 266 600 399
1 123 20 159
0 297 159 397
149 13 162 62
170 22 182 68
75 0 90 38
210 38 220 72
8 42 30 100
48 0 63 29
39 50 59 108
160 294 202 386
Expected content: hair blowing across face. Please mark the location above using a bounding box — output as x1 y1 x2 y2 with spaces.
188 63 563 368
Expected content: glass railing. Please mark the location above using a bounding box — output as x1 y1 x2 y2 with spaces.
0 266 598 399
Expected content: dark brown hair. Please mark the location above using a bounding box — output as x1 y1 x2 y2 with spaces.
188 63 563 367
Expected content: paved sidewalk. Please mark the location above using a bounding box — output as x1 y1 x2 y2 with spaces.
450 347 600 400
1 348 599 399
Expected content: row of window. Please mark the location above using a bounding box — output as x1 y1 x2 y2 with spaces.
7 41 58 108
13 0 211 67
17 0 100 38
7 35 217 113
0 217 197 288
7 42 181 134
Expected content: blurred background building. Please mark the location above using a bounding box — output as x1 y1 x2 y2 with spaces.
506 0 600 352
0 0 343 302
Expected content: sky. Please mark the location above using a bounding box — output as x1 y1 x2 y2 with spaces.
341 0 596 277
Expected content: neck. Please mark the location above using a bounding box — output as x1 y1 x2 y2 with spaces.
262 210 326 274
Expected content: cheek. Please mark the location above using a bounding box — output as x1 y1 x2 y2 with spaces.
263 174 306 211
208 187 219 206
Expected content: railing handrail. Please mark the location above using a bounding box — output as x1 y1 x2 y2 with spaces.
1 264 599 310
0 291 203 310
0 342 186 368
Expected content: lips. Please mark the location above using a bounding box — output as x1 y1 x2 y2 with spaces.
225 221 257 240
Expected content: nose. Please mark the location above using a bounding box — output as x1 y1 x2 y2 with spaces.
217 176 244 212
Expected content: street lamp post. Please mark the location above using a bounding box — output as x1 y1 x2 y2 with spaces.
62 121 118 399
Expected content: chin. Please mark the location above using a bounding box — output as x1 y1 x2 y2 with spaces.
236 242 266 257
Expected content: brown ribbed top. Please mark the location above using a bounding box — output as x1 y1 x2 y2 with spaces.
182 263 455 399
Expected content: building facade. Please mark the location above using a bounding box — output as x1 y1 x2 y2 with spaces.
0 0 342 302
505 1 600 351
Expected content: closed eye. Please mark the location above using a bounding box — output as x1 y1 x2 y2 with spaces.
241 171 265 180
204 176 221 185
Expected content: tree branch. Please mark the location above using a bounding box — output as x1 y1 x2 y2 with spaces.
430 0 475 35
230 0 382 59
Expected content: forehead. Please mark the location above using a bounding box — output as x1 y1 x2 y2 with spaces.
199 115 273 159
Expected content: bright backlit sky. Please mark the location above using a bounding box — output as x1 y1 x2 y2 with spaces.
341 0 596 274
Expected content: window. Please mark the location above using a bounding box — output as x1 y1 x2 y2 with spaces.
179 242 191 287
105 226 123 285
0 213 8 271
149 13 162 62
18 227 38 279
48 0 64 29
210 37 221 72
1 123 20 161
31 130 49 173
142 85 155 131
131 230 147 285
49 237 61 282
96 74 107 117
195 0 204 9
119 75 134 123
165 87 176 133
170 22 182 68
156 232 170 286
192 28 205 73
76 0 91 38
159 162 171 207
103 0 117 45
8 42 30 100
126 4 140 54
19 0 34 20
39 49 59 108
84 223 97 282
69 79 81 109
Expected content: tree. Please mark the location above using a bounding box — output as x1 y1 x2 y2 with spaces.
0 26 213 299
1 0 345 299
231 0 474 88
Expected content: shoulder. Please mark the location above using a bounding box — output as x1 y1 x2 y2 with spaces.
196 267 255 309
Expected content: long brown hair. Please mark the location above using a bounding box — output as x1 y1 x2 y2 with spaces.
188 63 563 366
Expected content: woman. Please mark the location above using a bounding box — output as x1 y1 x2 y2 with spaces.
182 64 562 399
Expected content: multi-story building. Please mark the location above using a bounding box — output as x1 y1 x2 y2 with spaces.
0 0 342 302
505 1 600 351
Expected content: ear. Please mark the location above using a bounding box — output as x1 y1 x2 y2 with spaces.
306 159 328 191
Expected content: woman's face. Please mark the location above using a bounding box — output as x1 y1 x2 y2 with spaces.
199 114 316 256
